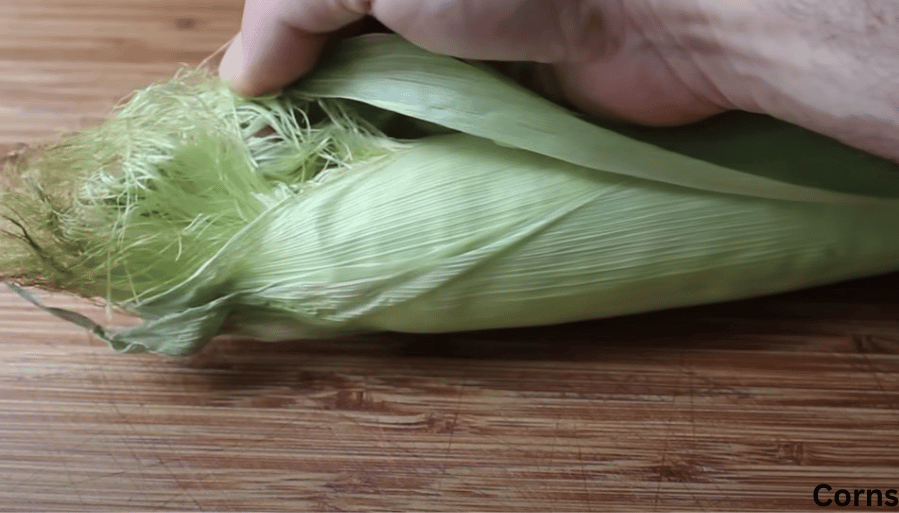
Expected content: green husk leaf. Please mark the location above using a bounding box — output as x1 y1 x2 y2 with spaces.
298 34 899 202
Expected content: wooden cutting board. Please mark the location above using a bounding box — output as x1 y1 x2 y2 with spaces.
2 1 898 511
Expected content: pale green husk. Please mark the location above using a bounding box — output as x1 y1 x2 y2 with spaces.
4 34 899 356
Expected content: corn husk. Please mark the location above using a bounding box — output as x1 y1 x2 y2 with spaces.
4 34 899 356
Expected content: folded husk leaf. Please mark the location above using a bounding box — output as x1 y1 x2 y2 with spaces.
4 34 899 356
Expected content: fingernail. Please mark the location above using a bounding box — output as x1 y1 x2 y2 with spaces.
218 34 247 91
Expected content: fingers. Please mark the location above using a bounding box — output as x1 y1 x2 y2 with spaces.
552 57 727 126
221 0 627 96
220 0 369 95
373 0 622 63
220 31 324 96
218 0 726 128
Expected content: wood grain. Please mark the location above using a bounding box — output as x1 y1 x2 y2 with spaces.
2 1 899 511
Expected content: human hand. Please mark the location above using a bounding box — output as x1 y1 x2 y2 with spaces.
218 0 730 126
220 0 899 161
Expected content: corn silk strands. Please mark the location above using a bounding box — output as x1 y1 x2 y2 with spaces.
4 34 899 356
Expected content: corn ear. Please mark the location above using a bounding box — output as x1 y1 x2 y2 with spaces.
3 34 899 356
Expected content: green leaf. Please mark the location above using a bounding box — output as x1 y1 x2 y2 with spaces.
297 34 899 203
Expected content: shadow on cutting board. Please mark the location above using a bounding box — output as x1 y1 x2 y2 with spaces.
178 270 899 394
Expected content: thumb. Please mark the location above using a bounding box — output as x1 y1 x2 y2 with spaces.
219 32 325 96
219 0 366 96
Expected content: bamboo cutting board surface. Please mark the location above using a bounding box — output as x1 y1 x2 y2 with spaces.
2 1 899 511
